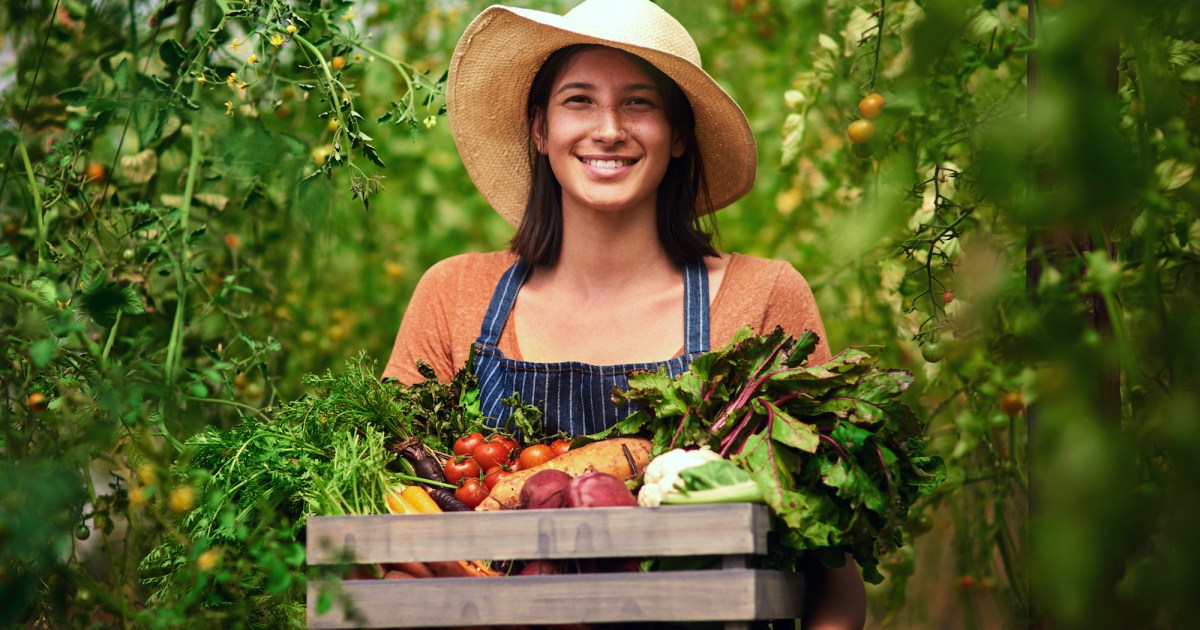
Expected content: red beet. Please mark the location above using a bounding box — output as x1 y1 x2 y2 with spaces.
520 469 573 509
564 471 637 508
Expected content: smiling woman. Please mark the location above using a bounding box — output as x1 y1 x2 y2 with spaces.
382 0 864 624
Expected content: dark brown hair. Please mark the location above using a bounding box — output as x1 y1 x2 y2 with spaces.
510 44 718 268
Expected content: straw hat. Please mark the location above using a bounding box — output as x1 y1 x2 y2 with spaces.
447 0 758 227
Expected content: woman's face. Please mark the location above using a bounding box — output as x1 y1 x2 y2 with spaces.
534 47 684 219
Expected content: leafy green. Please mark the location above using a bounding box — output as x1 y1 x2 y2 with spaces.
601 326 945 583
662 459 763 505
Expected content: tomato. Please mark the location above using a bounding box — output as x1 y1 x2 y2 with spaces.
488 434 518 455
85 161 106 183
857 92 885 120
941 291 955 304
473 442 509 472
847 119 876 145
1000 391 1026 415
519 444 554 470
453 432 486 457
483 465 514 491
443 456 480 485
920 341 945 364
27 392 48 412
550 439 571 457
331 55 346 70
958 575 975 590
455 478 488 508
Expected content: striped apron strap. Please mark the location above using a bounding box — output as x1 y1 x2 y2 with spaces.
476 258 531 348
682 257 711 355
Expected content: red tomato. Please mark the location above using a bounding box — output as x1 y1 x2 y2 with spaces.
519 444 554 470
488 434 517 456
483 465 514 491
453 432 485 457
455 478 488 509
443 457 480 485
549 439 571 457
473 442 509 472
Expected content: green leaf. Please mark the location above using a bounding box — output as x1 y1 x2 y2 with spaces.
121 285 144 315
766 400 820 453
57 87 90 106
29 339 58 367
159 39 188 71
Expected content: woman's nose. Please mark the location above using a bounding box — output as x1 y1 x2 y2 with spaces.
592 108 626 143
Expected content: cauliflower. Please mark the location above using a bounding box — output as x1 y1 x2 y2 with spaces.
637 447 723 507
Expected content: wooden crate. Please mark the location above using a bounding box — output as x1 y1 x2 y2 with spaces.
306 503 803 629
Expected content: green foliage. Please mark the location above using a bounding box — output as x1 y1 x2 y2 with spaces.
606 326 943 583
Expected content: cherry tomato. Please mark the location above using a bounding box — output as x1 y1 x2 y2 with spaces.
857 92 885 120
483 465 514 491
488 434 518 456
847 119 876 145
331 55 346 70
443 457 480 485
550 439 571 457
473 442 509 472
28 392 48 412
942 291 955 304
85 161 106 183
455 478 488 509
519 444 554 470
920 341 945 364
1000 391 1026 415
453 432 485 457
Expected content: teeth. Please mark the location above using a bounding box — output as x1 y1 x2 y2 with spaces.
582 158 634 168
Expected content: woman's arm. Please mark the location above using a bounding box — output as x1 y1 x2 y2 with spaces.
802 553 867 630
382 259 460 385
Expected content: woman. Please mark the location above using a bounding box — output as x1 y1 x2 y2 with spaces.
383 0 866 627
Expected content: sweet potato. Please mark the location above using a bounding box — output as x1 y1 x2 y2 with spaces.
426 560 502 578
519 469 572 509
475 437 651 511
564 471 637 508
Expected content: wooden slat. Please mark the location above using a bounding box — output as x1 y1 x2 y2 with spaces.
307 503 772 564
307 569 804 629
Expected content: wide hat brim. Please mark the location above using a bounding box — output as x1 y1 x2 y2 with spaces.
447 0 758 228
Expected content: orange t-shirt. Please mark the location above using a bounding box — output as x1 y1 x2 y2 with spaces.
382 250 831 385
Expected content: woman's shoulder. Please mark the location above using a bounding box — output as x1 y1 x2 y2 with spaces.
419 250 518 288
721 252 815 297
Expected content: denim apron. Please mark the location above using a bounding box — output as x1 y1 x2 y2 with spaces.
473 258 710 437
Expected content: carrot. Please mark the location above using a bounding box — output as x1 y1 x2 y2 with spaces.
475 437 651 511
400 486 442 513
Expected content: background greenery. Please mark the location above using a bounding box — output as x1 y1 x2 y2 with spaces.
2 0 1198 628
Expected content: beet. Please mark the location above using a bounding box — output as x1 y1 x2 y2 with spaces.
519 469 573 509
564 471 638 508
518 560 564 576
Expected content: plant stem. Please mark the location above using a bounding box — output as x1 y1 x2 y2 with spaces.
164 80 204 383
16 136 47 263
